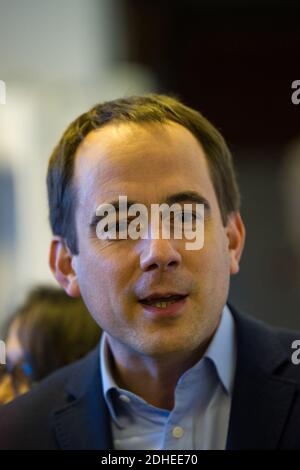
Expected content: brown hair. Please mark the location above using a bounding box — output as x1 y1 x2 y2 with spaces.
5 286 101 381
47 94 240 254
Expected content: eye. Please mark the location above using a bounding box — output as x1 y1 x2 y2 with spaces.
116 220 128 234
115 216 140 239
183 212 195 223
95 217 129 241
173 211 198 223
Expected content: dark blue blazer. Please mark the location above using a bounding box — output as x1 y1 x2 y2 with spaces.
1 305 300 449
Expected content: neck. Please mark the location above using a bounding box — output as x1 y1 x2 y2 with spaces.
105 337 211 411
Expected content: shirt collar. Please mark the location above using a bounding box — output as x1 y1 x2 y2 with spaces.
203 304 236 394
100 304 236 421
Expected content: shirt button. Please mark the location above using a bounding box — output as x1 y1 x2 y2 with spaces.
172 426 184 439
119 394 131 403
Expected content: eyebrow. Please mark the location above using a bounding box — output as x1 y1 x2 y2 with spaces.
89 191 211 227
164 191 211 210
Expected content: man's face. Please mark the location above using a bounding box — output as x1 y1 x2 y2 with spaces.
69 121 243 359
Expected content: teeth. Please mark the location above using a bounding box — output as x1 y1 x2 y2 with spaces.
154 300 177 308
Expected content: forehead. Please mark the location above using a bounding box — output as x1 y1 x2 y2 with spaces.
74 121 218 210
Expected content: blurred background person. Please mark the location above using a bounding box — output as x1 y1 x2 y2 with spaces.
0 285 101 404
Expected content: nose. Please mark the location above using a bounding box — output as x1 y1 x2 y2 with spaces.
140 238 182 272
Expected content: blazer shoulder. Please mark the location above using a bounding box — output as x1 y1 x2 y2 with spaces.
0 346 100 449
230 304 300 382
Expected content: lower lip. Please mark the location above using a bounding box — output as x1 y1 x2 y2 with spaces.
139 297 188 318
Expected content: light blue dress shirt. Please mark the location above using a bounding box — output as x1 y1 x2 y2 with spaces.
100 305 236 450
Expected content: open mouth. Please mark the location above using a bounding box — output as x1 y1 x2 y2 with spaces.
139 294 188 309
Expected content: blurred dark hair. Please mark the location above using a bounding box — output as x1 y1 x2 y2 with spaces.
4 286 101 382
47 94 241 254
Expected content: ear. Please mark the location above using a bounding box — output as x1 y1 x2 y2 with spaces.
49 236 80 298
225 212 246 275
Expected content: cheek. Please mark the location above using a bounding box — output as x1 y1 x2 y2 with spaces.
76 250 129 311
189 227 230 279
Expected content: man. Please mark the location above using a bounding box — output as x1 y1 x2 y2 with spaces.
0 94 300 449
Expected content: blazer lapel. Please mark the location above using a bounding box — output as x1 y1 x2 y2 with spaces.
226 367 297 449
226 306 298 449
52 346 114 450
